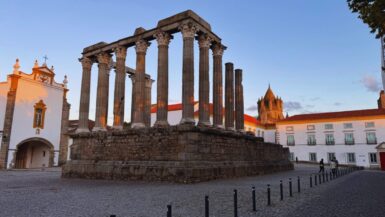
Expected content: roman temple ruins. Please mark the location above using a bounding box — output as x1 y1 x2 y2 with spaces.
63 10 293 183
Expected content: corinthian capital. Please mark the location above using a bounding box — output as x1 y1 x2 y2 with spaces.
80 57 93 69
115 46 127 59
97 52 112 64
197 34 212 48
154 31 172 46
211 43 227 56
135 39 151 54
179 23 198 39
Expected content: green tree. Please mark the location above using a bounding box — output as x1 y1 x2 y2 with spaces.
347 0 385 40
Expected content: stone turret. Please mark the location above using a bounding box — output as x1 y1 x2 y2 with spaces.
257 85 284 124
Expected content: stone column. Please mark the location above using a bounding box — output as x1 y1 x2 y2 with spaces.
132 39 150 128
154 31 172 127
113 46 127 129
129 74 136 125
211 43 226 128
225 62 234 130
197 34 212 126
94 52 112 131
144 76 154 127
179 23 198 125
235 69 244 132
76 57 93 133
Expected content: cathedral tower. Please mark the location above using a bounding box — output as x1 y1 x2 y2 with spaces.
257 85 284 124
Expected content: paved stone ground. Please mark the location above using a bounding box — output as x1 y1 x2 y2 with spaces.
0 164 379 217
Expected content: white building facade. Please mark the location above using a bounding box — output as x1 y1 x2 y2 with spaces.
0 59 70 169
276 94 385 169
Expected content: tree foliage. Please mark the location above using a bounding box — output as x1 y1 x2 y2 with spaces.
347 0 385 40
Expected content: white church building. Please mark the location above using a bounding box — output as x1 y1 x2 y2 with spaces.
0 59 70 169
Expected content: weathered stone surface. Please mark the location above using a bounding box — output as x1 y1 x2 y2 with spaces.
63 126 292 183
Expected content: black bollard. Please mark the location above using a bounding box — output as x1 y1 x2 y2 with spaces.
234 189 238 217
315 174 318 186
297 176 301 193
319 174 321 184
310 175 313 188
267 184 271 206
205 195 209 217
280 180 283 201
252 186 256 212
167 205 172 217
322 173 325 183
110 215 116 217
289 178 293 197
326 172 328 182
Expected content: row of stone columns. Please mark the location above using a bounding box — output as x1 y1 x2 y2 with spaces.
76 22 244 132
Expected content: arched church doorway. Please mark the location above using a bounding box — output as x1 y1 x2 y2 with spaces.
14 138 54 169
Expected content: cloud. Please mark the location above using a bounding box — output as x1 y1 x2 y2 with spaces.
284 101 303 112
305 104 315 108
246 105 258 111
361 75 381 92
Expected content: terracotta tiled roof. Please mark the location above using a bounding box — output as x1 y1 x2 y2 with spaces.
150 102 198 113
279 108 385 122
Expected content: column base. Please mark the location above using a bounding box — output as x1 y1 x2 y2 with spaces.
131 122 146 129
112 125 123 130
92 127 107 132
154 121 170 128
197 121 211 127
180 118 196 125
213 124 225 129
75 128 91 133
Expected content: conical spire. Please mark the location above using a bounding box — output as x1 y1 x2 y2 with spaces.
264 84 275 100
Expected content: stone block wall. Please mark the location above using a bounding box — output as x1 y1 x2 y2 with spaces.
63 125 293 183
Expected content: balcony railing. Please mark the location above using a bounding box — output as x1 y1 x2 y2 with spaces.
345 139 355 145
366 138 377 144
307 140 317 145
325 140 335 145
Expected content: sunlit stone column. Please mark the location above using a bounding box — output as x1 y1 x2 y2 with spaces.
179 23 198 125
129 74 136 124
76 57 93 133
132 39 150 128
235 69 244 132
211 43 226 128
94 52 112 131
197 34 212 126
113 46 127 129
144 76 154 127
225 62 234 130
154 31 172 127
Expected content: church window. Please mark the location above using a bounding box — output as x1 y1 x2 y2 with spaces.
365 122 375 128
289 152 294 161
324 124 333 130
343 123 353 129
33 100 47 129
287 135 295 146
307 125 315 130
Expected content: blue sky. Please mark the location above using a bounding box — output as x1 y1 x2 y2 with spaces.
0 0 382 122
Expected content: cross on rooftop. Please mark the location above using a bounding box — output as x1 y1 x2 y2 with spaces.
43 55 48 64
